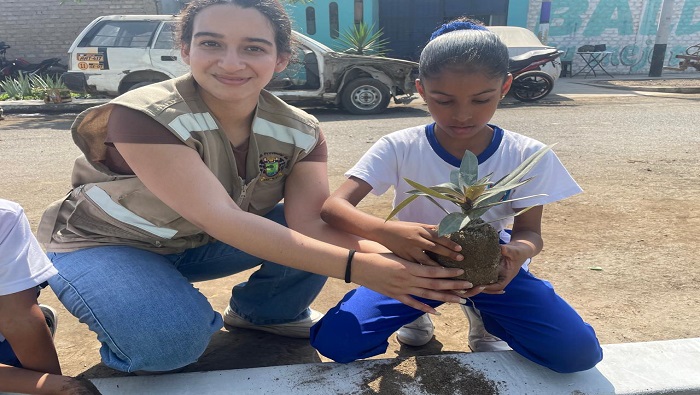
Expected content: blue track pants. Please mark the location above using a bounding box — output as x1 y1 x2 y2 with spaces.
311 269 603 373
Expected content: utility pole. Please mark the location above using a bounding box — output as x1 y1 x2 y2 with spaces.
649 0 675 77
537 0 552 44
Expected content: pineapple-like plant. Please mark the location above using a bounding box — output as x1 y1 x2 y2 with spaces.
386 144 553 285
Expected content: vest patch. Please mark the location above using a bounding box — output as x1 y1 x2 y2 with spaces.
259 153 288 180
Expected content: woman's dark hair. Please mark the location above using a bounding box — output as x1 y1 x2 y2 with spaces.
419 17 509 81
176 0 293 54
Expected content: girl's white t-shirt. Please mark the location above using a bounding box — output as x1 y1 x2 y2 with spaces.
346 124 582 233
0 199 58 342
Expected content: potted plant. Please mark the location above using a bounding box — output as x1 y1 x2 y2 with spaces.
386 145 553 285
30 74 72 104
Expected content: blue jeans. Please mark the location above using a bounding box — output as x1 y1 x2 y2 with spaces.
47 204 327 373
311 269 603 373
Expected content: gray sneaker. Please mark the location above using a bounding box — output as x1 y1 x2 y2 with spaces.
223 306 323 339
396 314 435 347
39 304 58 338
461 304 512 352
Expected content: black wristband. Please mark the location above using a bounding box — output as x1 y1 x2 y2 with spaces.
344 249 356 283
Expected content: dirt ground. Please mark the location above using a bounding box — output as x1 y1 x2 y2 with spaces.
1 88 699 386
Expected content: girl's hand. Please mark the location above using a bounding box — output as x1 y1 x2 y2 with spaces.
352 252 474 314
377 221 463 266
480 243 529 294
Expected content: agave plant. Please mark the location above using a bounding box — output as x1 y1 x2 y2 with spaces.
334 22 390 56
386 144 553 284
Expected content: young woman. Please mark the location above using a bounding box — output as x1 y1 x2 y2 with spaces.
310 19 603 373
38 0 470 374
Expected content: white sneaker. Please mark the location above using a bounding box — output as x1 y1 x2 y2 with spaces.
461 304 512 352
396 314 434 346
222 306 323 339
39 304 58 338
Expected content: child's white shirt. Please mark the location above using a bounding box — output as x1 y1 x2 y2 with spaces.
0 199 58 341
346 124 582 233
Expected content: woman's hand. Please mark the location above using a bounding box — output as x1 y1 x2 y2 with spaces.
351 252 475 314
376 222 464 266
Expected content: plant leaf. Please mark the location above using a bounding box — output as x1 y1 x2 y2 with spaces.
482 205 536 225
404 178 455 201
472 178 533 206
438 212 467 236
458 150 479 188
493 144 555 188
385 194 419 221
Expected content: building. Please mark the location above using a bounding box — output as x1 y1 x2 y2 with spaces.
1 0 697 75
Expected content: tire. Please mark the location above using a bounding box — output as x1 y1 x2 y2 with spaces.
510 71 554 102
126 81 157 92
340 77 391 115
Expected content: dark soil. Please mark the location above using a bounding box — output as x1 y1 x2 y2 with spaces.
357 356 503 395
429 220 501 285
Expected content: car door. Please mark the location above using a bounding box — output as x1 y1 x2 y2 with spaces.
150 21 189 78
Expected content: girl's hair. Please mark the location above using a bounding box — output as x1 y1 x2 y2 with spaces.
176 0 293 54
419 17 509 81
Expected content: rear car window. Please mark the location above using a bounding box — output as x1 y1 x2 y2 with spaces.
153 22 177 50
79 21 161 48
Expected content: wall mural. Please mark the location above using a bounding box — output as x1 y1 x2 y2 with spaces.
543 0 700 74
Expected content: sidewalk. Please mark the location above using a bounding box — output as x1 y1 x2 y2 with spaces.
0 73 698 115
83 337 700 395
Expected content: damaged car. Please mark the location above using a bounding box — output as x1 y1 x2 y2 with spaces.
62 15 418 115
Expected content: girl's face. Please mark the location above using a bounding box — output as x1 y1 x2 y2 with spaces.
181 4 290 105
416 69 512 153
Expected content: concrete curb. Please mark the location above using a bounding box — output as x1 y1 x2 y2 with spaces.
0 99 107 114
573 80 700 94
77 338 700 395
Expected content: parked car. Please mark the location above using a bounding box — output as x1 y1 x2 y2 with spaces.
62 15 418 115
488 26 562 85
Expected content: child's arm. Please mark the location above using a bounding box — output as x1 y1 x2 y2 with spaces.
322 176 464 266
0 366 101 395
482 206 544 294
0 289 102 394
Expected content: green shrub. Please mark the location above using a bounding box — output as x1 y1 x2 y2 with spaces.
0 73 68 101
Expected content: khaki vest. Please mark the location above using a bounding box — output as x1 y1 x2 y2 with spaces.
38 74 320 254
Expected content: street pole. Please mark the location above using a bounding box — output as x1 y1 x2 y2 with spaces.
537 0 552 44
649 0 675 77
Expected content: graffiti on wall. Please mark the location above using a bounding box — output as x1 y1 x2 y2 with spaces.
547 0 700 73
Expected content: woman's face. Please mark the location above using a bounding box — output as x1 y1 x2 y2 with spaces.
416 69 511 148
181 4 290 105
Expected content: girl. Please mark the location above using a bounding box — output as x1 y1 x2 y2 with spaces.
310 19 603 373
37 0 470 374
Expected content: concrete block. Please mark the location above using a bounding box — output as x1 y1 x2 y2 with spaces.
78 338 700 395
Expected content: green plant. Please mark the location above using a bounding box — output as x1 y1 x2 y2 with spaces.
334 22 390 56
0 73 34 100
30 74 68 90
386 144 553 284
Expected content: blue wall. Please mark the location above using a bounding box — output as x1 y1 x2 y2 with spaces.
508 0 530 27
286 0 380 47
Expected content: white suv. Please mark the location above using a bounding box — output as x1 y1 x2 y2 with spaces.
63 15 418 115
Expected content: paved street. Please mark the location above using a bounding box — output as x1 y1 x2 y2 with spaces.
1 86 699 384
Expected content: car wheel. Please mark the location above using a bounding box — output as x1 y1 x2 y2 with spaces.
341 78 391 115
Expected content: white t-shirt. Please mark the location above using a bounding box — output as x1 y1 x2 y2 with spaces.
0 199 58 342
346 123 582 233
